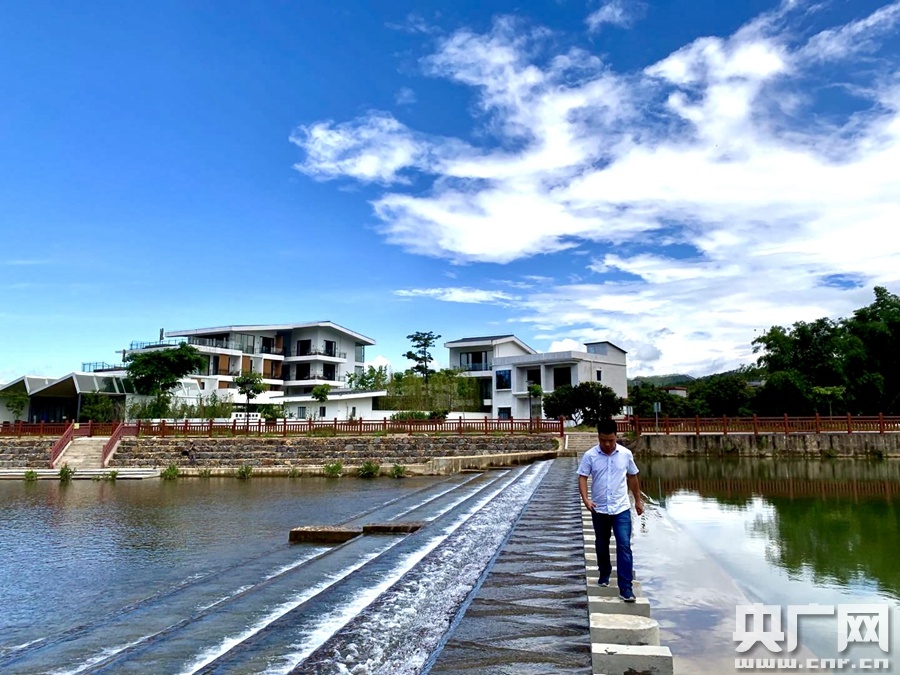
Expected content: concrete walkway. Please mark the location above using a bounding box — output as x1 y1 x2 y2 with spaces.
429 457 592 674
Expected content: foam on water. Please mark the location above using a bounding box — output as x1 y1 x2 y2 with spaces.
177 539 401 675
269 461 551 674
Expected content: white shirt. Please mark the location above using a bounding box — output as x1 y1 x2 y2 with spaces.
577 443 639 515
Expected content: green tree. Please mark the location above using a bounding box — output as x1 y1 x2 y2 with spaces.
234 371 265 417
543 382 624 425
403 331 441 385
0 389 29 421
527 383 543 419
311 384 331 403
688 374 753 417
842 287 900 413
79 393 122 422
125 343 205 414
347 365 390 391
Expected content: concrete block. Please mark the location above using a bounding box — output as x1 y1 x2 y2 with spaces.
590 612 659 645
591 642 673 675
289 526 363 544
587 581 642 598
588 596 651 617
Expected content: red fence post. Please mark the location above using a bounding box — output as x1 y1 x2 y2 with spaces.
136 419 142 437
161 419 167 438
815 413 821 434
282 417 287 437
333 417 338 434
694 415 700 436
88 420 93 438
383 417 387 433
208 419 213 436
753 414 759 437
879 412 885 434
39 420 45 437
559 416 564 437
847 412 853 434
458 416 463 435
232 418 237 436
723 416 728 436
484 416 489 434
664 415 670 435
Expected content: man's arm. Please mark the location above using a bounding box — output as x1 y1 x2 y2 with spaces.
578 474 594 511
627 473 643 515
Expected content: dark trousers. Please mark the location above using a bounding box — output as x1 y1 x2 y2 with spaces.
590 509 634 593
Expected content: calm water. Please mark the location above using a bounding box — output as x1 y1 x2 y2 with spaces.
2 458 899 674
635 457 900 674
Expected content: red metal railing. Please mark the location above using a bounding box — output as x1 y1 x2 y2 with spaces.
0 421 70 437
121 416 566 438
48 423 75 468
631 414 900 436
101 422 138 467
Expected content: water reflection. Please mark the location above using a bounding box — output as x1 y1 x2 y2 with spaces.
641 457 900 598
633 457 900 674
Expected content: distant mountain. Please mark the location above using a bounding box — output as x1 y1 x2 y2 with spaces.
628 374 695 387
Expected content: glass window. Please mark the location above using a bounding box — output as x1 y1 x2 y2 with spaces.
319 406 327 418
298 406 307 419
596 369 602 381
498 407 512 419
496 370 511 390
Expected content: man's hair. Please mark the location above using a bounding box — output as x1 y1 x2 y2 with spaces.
597 418 618 435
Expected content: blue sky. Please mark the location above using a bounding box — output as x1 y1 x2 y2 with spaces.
2 0 899 382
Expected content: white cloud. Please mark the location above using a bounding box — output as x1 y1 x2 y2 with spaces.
548 338 585 352
295 4 900 375
586 0 637 31
365 354 394 373
395 87 417 105
394 287 517 304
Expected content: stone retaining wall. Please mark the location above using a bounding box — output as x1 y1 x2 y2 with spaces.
0 438 54 468
628 432 900 457
108 435 560 474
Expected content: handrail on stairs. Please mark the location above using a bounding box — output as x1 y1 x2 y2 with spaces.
49 423 75 468
101 422 130 468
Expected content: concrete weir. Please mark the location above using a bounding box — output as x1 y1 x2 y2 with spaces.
582 503 674 675
288 521 424 543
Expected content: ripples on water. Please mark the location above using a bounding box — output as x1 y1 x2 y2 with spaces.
0 465 549 674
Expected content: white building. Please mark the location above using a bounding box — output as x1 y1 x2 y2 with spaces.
445 335 537 413
446 336 628 419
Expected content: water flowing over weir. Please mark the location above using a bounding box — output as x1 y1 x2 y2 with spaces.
2 462 552 675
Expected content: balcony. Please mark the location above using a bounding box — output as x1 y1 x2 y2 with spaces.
129 337 282 355
460 362 493 372
282 372 346 383
283 347 347 359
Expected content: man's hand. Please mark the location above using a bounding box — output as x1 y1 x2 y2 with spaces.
634 499 644 516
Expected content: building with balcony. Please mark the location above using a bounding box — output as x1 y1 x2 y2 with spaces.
445 335 537 413
125 321 375 402
446 336 628 419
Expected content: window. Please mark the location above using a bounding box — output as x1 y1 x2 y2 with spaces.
324 340 336 357
355 344 365 362
319 406 327 418
526 368 541 386
498 407 512 419
553 366 572 389
199 381 205 390
496 369 512 390
298 406 307 419
596 369 602 382
351 406 356 418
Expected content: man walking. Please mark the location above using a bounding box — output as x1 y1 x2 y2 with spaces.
577 417 643 602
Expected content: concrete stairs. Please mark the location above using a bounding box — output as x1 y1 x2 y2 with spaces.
0 467 160 480
56 437 108 470
565 432 597 456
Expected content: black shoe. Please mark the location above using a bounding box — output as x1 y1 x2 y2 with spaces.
598 579 609 587
619 591 636 602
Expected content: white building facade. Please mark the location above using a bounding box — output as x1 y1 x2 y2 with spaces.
446 336 628 419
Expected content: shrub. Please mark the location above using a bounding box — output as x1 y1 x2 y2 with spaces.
287 466 300 478
198 468 212 478
236 464 253 480
324 461 343 478
23 470 38 482
389 463 407 479
58 464 75 482
104 471 118 481
357 460 381 479
160 463 179 480
390 411 429 421
429 409 449 421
